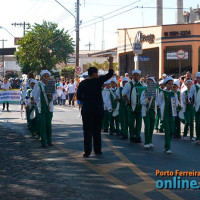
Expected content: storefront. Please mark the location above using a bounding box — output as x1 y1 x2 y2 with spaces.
117 23 200 80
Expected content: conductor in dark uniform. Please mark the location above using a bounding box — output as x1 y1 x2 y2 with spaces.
77 57 114 157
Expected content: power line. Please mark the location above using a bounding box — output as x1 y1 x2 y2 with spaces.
80 0 142 26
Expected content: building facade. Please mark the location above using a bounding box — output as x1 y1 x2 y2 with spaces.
117 23 200 80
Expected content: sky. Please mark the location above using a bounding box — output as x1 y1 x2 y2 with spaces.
0 0 199 51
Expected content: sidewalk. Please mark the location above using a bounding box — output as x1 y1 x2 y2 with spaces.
0 123 87 200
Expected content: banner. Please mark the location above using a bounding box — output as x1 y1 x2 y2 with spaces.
0 89 21 104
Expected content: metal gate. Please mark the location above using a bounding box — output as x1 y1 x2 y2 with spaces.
119 47 159 81
164 45 192 77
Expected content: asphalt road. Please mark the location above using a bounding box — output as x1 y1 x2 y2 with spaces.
0 104 200 200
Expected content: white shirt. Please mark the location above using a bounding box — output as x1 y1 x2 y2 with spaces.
57 89 62 97
102 88 112 111
1 82 11 90
61 91 67 99
67 83 76 93
122 80 145 101
33 81 55 113
60 82 67 89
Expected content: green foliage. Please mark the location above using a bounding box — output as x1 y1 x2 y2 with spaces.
60 66 75 79
86 60 119 71
15 21 74 74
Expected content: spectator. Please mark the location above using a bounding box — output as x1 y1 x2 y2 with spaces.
66 79 76 106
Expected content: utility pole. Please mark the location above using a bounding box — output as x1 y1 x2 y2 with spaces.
12 22 30 36
0 39 7 77
75 0 80 69
85 42 92 51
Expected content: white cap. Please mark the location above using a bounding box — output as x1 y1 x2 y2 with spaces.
185 80 194 85
163 77 173 84
111 78 117 84
159 80 164 85
162 74 167 77
104 80 111 85
30 79 37 84
122 77 129 82
196 72 200 78
132 70 141 75
40 70 51 77
173 79 180 87
147 77 156 83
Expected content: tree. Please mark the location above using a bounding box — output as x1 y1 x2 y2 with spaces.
15 21 74 74
85 60 119 71
60 66 75 79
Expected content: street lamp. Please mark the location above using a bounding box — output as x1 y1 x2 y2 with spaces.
55 0 80 70
0 26 15 38
0 26 15 77
94 16 105 51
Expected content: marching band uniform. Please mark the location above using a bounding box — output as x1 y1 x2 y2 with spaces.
140 77 157 148
189 72 200 143
157 77 178 154
109 78 120 135
155 80 164 133
33 70 55 147
122 70 146 143
182 80 195 141
173 80 181 138
102 80 112 132
116 77 129 139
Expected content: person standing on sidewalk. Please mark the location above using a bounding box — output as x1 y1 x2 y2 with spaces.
66 79 76 107
77 57 114 158
33 70 55 147
1 77 12 111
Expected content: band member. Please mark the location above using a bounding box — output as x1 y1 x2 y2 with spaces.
116 77 129 139
122 70 146 143
141 77 158 148
77 57 114 158
33 70 55 147
189 72 200 144
109 78 120 135
1 77 11 111
102 80 112 133
182 80 195 141
155 80 164 133
173 80 181 138
25 79 38 136
157 77 178 154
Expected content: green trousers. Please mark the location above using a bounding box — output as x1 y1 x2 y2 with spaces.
184 109 194 138
38 112 53 146
128 107 142 140
195 111 200 140
163 117 175 151
155 108 163 130
119 107 128 137
102 110 111 130
143 110 155 145
110 114 120 134
174 114 181 136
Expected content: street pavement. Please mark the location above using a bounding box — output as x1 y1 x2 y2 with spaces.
0 104 200 200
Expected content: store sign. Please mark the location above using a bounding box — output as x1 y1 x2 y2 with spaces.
164 31 191 37
139 56 150 62
134 31 155 44
167 52 188 60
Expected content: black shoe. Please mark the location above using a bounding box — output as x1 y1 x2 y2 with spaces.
109 132 114 135
104 129 108 133
159 129 164 133
83 153 90 158
95 151 102 155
